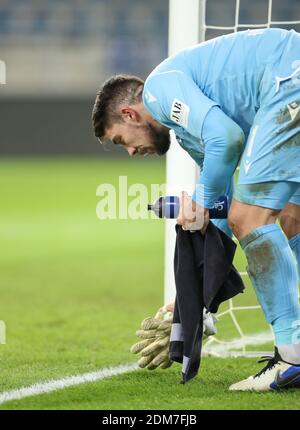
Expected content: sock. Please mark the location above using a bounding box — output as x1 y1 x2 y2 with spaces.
278 343 300 364
289 232 300 281
240 224 300 356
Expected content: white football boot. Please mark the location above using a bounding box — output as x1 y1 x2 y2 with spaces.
229 347 300 392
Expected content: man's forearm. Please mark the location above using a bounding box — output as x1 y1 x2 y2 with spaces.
192 120 245 208
191 105 245 208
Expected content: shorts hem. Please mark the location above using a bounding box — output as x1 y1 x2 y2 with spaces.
238 177 300 185
233 193 285 210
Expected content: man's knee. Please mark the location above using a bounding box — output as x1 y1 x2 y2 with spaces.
228 199 279 240
228 210 244 239
279 203 300 239
228 208 253 240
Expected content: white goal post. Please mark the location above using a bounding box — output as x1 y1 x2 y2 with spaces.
164 0 202 306
0 60 6 85
165 0 300 357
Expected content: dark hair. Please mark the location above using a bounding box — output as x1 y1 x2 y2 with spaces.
92 74 144 142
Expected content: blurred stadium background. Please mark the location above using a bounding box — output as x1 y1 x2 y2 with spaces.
1 0 299 155
0 0 300 410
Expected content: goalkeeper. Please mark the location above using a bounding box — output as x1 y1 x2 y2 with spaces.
93 28 300 391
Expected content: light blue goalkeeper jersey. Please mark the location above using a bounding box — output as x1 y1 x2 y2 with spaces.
142 28 300 208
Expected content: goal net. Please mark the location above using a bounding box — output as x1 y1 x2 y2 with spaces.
166 0 300 358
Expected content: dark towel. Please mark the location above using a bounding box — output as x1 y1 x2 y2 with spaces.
169 222 245 384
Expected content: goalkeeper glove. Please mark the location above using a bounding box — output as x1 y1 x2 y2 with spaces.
130 309 173 370
130 307 217 370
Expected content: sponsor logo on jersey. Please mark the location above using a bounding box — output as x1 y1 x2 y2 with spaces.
170 99 190 129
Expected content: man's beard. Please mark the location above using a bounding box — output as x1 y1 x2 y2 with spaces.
146 122 171 155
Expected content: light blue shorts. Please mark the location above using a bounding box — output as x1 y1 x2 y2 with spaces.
237 30 300 205
234 181 300 210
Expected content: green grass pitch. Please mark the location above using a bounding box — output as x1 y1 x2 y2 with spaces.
0 157 299 410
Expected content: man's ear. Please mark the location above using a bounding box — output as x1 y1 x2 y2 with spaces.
121 106 142 124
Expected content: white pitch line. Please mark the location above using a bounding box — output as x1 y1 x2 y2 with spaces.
0 362 139 406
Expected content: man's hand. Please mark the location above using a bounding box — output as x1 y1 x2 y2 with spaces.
158 302 175 314
176 191 210 234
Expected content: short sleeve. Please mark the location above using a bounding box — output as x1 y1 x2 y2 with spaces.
143 70 218 139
